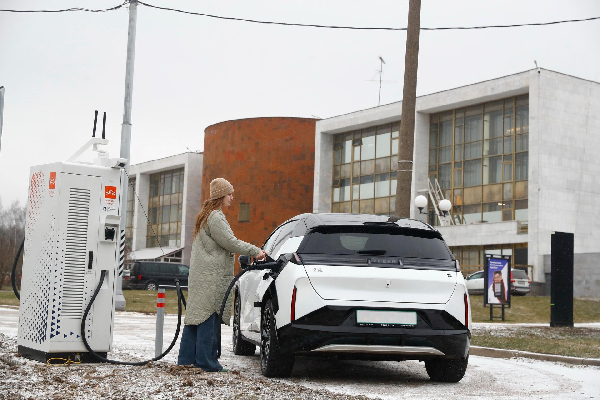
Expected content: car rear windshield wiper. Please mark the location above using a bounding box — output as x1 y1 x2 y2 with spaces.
357 249 387 255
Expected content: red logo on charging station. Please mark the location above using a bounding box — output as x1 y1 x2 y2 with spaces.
49 172 56 189
105 186 117 199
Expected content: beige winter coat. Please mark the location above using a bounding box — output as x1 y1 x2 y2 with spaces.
184 209 261 326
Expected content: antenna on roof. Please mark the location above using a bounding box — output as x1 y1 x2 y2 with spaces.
92 110 98 137
102 112 106 139
378 56 386 106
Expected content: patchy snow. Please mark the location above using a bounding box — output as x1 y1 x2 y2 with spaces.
1 306 599 399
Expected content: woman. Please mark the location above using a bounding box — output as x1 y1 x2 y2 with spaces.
488 270 507 304
177 178 266 371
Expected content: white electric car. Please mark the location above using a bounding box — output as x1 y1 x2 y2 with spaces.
232 213 471 382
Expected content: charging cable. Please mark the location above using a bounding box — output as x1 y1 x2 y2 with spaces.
80 270 185 365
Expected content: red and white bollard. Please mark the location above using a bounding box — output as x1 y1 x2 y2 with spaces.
155 288 165 357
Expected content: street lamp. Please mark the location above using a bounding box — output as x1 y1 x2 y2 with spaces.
415 195 428 213
439 199 452 216
414 195 453 226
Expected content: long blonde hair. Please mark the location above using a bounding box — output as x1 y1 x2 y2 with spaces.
193 198 223 239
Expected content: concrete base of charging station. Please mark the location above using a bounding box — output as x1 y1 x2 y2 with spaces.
18 346 107 364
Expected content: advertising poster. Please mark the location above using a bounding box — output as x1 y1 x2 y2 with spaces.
484 256 511 307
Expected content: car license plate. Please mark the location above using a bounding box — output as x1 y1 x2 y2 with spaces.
356 310 417 326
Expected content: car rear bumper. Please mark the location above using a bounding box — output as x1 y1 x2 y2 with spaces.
277 306 470 360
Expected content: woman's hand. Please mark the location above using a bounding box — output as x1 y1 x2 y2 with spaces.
255 250 268 261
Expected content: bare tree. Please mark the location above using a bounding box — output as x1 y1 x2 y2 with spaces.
0 198 26 290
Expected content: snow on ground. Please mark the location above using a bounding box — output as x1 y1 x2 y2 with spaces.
1 306 599 400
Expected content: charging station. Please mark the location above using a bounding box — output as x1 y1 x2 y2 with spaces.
17 138 126 363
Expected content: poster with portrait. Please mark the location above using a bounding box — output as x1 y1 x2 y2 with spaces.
484 255 511 307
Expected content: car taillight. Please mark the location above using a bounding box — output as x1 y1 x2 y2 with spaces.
293 253 303 264
510 271 515 283
138 275 142 281
291 286 297 322
125 276 130 280
464 293 469 329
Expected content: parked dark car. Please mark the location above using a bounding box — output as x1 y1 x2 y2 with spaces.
125 261 189 290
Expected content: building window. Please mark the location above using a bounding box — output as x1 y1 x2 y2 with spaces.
146 168 184 248
331 122 400 215
239 203 251 222
124 178 135 248
430 95 528 226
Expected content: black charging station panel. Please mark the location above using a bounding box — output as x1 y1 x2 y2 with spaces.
550 231 574 327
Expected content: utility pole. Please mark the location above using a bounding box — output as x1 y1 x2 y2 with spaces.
115 0 138 311
395 0 421 218
0 86 5 155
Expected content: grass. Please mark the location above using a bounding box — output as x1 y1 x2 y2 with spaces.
0 289 188 315
468 295 600 358
2 290 599 358
123 289 188 315
0 290 20 307
471 326 600 358
469 295 600 323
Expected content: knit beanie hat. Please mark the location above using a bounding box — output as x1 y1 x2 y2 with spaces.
210 178 234 200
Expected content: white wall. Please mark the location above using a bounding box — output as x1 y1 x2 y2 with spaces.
182 154 203 266
530 70 600 283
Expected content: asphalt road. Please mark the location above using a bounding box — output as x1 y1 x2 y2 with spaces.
1 307 598 399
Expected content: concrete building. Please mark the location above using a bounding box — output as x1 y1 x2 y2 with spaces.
124 152 203 267
313 69 600 297
124 69 599 297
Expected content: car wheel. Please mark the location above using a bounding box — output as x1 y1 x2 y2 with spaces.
145 281 157 291
260 299 294 377
425 355 468 383
232 291 256 356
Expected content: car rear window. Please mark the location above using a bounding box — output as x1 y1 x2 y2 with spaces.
299 226 452 260
513 269 528 279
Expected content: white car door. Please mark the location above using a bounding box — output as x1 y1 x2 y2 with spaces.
465 271 484 294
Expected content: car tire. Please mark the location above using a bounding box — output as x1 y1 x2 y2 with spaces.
425 355 468 383
260 299 294 377
145 281 157 291
233 291 256 356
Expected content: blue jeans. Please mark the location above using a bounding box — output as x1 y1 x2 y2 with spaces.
177 313 223 371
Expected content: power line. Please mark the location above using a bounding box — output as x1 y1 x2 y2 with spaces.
1 0 599 32
136 1 600 31
0 1 128 13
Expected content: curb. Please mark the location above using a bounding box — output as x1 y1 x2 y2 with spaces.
471 346 600 366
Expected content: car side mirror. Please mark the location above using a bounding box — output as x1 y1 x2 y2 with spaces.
239 255 251 269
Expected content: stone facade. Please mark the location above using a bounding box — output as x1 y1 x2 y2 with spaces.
203 117 317 271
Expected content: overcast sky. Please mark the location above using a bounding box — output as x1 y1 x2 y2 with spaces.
1 0 599 206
